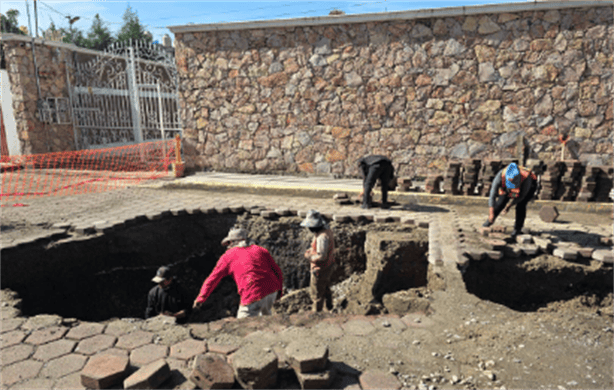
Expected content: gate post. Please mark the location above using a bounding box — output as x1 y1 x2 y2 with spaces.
127 46 143 144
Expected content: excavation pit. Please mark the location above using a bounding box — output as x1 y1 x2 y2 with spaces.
1 212 430 322
462 254 613 312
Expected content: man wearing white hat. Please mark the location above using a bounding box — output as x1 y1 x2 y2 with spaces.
193 228 283 318
301 210 335 312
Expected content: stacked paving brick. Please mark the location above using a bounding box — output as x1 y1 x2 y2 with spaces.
442 162 461 195
577 166 600 202
286 340 335 389
425 174 443 194
397 177 413 192
594 166 614 202
461 159 481 196
477 160 501 197
538 162 565 200
557 161 584 201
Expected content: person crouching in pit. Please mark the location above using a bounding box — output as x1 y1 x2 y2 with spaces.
301 210 335 312
193 227 283 318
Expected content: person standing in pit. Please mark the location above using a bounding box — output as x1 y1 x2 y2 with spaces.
357 155 395 209
301 210 335 312
146 266 192 324
193 227 283 318
483 162 537 238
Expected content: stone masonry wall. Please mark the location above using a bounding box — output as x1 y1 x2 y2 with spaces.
2 38 76 154
174 4 613 178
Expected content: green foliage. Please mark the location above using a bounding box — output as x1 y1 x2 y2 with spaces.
116 5 152 45
85 14 114 51
1 9 25 35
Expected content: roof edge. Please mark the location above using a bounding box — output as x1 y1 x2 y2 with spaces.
167 1 610 34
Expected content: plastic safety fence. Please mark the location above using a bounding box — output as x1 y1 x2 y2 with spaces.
1 140 176 204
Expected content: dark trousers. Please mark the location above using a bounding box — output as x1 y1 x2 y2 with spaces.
492 182 537 231
363 161 394 206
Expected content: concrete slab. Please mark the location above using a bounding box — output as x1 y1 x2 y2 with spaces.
1 359 44 387
41 353 88 378
32 338 76 361
170 339 207 361
75 334 117 355
232 344 278 389
294 364 336 389
359 369 401 390
286 340 329 373
130 344 169 367
116 330 154 350
24 326 67 345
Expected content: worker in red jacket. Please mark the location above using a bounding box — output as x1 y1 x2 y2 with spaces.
193 228 283 318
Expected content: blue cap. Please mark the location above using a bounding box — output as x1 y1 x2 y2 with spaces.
505 163 521 189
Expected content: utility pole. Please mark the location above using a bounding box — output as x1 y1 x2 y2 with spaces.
33 0 39 37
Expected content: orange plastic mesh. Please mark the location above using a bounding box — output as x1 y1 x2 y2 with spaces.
1 139 176 204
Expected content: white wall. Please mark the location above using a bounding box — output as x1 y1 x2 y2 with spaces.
1 70 20 155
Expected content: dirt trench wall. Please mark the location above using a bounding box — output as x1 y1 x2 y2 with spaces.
172 3 613 178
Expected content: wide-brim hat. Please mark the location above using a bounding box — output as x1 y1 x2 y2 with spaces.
505 163 521 189
152 266 172 283
300 209 327 228
221 228 248 245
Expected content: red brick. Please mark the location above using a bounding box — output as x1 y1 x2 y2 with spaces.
1 344 34 366
24 326 67 345
66 322 106 340
124 359 171 389
190 353 235 389
1 359 43 387
170 339 206 360
359 369 401 390
42 353 88 378
33 339 76 361
115 331 154 350
76 334 117 355
81 354 129 389
130 344 169 367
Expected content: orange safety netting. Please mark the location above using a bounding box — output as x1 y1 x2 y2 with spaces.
1 139 177 204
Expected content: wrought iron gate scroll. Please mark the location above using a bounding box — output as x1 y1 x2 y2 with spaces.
68 40 182 149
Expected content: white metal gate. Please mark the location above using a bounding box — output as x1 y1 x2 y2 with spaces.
68 40 182 149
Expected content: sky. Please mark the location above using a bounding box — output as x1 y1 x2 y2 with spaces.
3 0 521 44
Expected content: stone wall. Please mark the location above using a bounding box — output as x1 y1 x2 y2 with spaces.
2 37 76 154
173 3 613 178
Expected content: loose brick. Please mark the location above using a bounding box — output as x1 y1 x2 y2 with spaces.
130 344 169 367
520 245 540 256
539 205 559 223
464 249 485 261
478 227 491 236
577 247 595 258
516 234 533 244
33 338 76 361
124 359 171 389
359 369 401 390
333 214 350 223
553 247 578 260
75 334 117 355
593 249 614 264
485 239 507 250
232 344 278 389
286 340 329 373
190 353 235 389
294 363 336 389
81 354 129 389
170 339 206 361
485 250 503 260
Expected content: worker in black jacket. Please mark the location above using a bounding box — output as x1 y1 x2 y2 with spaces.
357 155 394 209
146 266 192 324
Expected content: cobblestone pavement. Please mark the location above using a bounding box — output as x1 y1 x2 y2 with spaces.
1 173 612 389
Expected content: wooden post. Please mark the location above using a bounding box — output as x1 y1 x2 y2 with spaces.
175 134 182 164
